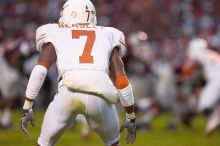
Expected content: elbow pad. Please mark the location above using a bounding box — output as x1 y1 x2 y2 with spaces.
25 65 47 100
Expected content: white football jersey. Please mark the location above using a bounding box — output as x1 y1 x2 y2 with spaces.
187 46 220 80
36 23 126 78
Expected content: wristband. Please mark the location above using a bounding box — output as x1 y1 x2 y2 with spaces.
23 100 34 110
126 112 135 120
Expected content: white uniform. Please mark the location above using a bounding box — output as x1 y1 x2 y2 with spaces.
187 44 220 111
36 23 126 146
0 55 19 99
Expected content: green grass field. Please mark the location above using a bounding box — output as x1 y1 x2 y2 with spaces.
0 110 219 146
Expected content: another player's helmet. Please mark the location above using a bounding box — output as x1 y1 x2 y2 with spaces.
188 38 207 52
59 0 97 25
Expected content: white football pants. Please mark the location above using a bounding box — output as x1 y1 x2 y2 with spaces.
38 83 120 146
198 78 220 112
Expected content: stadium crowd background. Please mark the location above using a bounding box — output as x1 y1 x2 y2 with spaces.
0 0 220 130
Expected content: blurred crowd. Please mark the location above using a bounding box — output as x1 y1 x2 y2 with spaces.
1 0 220 132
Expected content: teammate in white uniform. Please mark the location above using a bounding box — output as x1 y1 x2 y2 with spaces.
20 0 136 146
0 55 16 128
185 38 220 135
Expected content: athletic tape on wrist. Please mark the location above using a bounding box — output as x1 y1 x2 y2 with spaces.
23 100 34 110
25 65 47 100
126 112 135 120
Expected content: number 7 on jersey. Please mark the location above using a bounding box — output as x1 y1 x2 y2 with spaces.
72 30 96 63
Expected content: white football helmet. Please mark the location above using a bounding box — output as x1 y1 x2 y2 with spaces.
187 38 207 59
59 0 97 25
188 38 207 52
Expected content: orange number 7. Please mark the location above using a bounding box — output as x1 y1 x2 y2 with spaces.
72 30 96 63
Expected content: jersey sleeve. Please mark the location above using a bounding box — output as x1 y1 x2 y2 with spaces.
36 24 55 52
109 28 126 57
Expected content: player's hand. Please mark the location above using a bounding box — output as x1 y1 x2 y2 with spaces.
120 117 136 144
20 108 35 136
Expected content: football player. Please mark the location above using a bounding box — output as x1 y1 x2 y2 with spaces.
184 38 220 135
20 0 136 146
0 46 23 129
0 55 15 128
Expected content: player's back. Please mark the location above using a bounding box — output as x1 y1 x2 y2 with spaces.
36 23 125 76
36 23 126 103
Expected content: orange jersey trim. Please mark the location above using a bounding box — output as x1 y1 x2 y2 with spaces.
119 40 126 47
37 60 49 69
36 33 46 43
115 75 129 89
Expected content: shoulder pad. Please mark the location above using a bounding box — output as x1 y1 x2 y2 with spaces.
104 27 126 57
36 24 57 52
